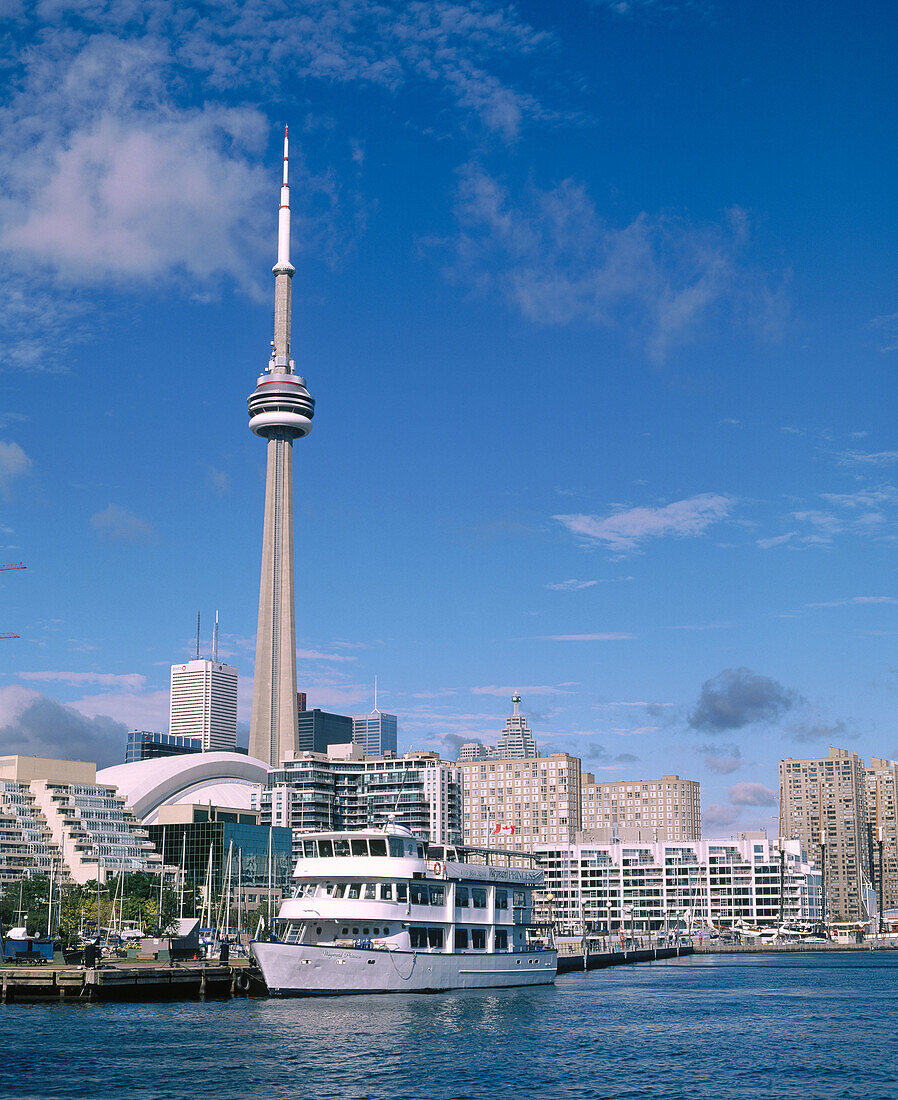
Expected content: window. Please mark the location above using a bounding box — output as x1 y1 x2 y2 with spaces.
472 929 486 950
396 884 407 903
454 929 468 949
388 838 404 858
512 891 526 908
351 839 369 857
410 927 427 948
472 888 487 908
333 839 350 857
429 886 445 906
369 838 387 857
347 883 361 900
333 883 346 898
495 890 508 910
303 840 317 858
427 928 444 949
410 884 429 906
495 930 508 949
364 883 377 900
380 883 393 901
318 839 333 858
455 886 469 908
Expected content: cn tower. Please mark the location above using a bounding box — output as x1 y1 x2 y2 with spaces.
247 127 315 767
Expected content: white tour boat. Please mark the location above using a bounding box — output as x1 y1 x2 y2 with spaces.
252 823 557 995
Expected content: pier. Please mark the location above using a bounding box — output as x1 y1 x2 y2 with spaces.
0 961 265 1003
555 941 693 972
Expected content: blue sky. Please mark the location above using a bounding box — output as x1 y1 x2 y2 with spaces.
2 0 898 833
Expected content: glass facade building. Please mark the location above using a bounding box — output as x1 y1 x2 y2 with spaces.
125 731 202 764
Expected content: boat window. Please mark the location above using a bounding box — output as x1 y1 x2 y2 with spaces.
315 926 322 935
410 927 428 948
513 891 526 908
318 839 334 858
495 930 508 950
472 929 486 950
410 884 428 906
352 927 359 935
347 883 361 900
496 890 508 910
429 886 445 906
364 884 377 900
445 849 457 862
333 839 350 857
383 926 391 935
333 884 346 898
341 927 349 935
427 928 444 949
472 888 487 908
396 884 408 903
362 927 370 935
351 839 369 857
429 845 444 860
303 840 317 858
388 838 404 858
454 929 468 949
455 887 469 908
416 844 426 858
369 838 388 857
380 884 393 901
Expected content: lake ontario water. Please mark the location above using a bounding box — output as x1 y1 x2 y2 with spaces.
1 953 896 1099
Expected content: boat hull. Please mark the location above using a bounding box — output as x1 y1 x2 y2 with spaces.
252 941 557 996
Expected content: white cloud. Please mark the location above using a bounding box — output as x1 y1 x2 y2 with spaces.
539 632 636 641
0 441 31 496
807 596 898 608
90 504 154 542
757 531 798 550
837 450 898 467
297 649 358 663
555 492 733 553
729 781 777 807
545 579 598 591
0 684 129 768
447 166 787 360
471 685 569 696
70 688 171 734
18 671 147 689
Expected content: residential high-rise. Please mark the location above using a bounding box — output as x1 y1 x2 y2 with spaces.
170 660 238 752
352 709 398 758
248 127 315 768
460 752 581 851
494 693 539 759
865 757 898 916
580 774 701 840
779 747 872 922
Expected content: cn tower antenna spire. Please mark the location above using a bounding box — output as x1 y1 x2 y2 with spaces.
247 126 315 768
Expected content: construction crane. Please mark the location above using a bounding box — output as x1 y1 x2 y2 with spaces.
2 562 25 638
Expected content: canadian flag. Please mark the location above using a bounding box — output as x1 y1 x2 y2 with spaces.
493 823 515 836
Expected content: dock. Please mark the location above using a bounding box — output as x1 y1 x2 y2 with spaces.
0 961 266 1003
555 942 693 973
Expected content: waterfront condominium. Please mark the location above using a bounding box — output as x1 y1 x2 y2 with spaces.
534 832 821 935
779 747 872 923
460 753 581 851
864 756 898 915
580 774 701 841
170 659 238 752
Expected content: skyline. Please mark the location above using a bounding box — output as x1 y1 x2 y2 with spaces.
2 1 898 838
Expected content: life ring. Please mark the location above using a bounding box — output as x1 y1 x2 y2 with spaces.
432 861 443 877
234 971 251 994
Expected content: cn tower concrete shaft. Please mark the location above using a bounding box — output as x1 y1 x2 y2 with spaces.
248 127 315 767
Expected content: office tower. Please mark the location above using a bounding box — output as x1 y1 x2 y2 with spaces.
580 774 702 840
494 693 539 759
296 709 354 754
170 659 238 752
248 127 315 767
457 742 490 762
297 692 307 713
779 747 872 922
125 730 201 764
460 752 581 851
352 708 398 758
865 757 898 915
